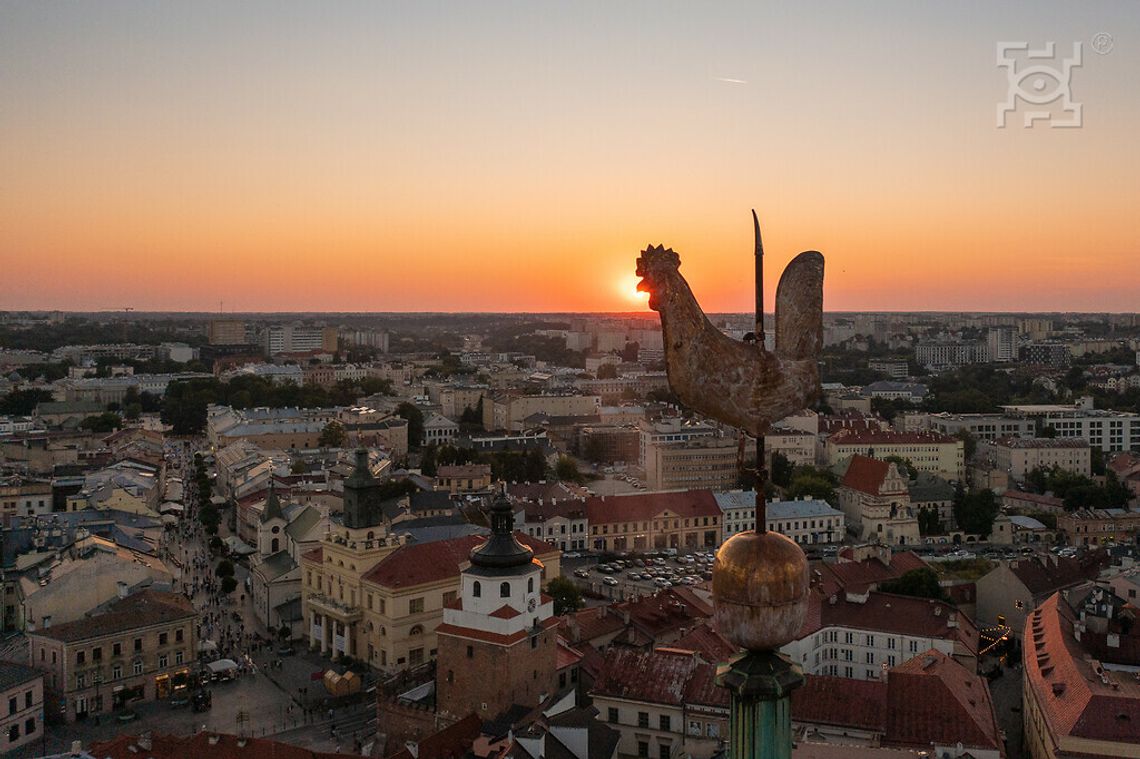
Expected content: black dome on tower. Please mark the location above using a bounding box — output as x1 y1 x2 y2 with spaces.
470 491 533 569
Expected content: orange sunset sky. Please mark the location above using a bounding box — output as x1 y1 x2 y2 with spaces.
1 2 1138 313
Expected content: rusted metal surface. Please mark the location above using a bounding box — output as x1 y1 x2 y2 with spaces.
712 530 809 651
635 244 824 439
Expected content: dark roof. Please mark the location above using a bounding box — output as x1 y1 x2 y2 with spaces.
815 550 928 596
29 590 195 644
0 662 42 691
1009 552 1109 598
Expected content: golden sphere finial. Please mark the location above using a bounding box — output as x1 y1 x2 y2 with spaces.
712 530 809 651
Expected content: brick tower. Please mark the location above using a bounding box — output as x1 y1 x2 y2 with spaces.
434 492 558 721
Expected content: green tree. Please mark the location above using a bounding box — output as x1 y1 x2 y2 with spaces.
0 388 54 416
917 507 942 536
123 403 142 421
525 448 548 482
596 363 618 379
769 452 794 488
546 576 584 615
953 489 999 536
879 568 946 601
785 466 838 504
215 559 235 577
956 430 977 461
420 444 438 477
397 402 425 448
318 420 347 448
79 412 122 433
555 455 584 484
221 575 238 594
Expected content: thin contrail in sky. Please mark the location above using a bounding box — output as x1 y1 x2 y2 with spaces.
714 76 748 84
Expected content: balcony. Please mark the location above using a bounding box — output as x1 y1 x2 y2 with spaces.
306 593 363 623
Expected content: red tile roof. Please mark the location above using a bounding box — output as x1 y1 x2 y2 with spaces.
792 674 887 731
556 637 583 671
671 622 738 663
1024 593 1140 745
362 533 557 589
815 550 927 596
90 732 345 759
585 489 720 525
800 589 980 658
840 455 901 496
29 590 195 644
490 604 522 619
886 649 1003 752
591 648 715 706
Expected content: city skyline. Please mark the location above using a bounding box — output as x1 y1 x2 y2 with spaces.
2 2 1138 313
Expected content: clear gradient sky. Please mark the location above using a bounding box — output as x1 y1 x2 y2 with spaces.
2 1 1138 312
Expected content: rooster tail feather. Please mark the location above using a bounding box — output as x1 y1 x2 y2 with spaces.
774 251 824 361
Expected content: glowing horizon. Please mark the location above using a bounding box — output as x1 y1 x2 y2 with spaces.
2 2 1137 313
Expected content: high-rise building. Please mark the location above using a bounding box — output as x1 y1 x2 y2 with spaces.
207 319 249 345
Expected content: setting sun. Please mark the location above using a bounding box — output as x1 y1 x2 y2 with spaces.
620 275 650 307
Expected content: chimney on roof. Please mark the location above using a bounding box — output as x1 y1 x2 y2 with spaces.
117 580 128 599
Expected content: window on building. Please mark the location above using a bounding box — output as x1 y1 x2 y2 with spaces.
466 645 474 659
659 715 670 731
638 711 649 728
92 647 102 661
175 629 184 643
133 661 143 676
527 577 534 593
112 664 122 680
112 642 122 657
608 707 618 723
158 654 168 668
659 744 670 759
500 582 511 598
409 598 424 614
24 717 34 736
8 724 18 742
159 632 168 646
409 648 424 666
76 651 85 666
637 742 649 758
175 651 184 665
7 697 15 715
443 591 457 606
473 582 481 598
688 720 701 736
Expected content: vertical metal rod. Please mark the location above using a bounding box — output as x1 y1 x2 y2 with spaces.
752 210 767 533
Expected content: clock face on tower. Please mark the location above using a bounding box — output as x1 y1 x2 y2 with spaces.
527 597 537 612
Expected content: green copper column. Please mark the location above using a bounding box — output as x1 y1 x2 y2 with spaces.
716 650 804 759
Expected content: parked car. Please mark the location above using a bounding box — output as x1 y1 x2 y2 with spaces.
603 576 619 586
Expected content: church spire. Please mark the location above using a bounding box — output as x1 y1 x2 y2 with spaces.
260 479 284 523
469 490 532 569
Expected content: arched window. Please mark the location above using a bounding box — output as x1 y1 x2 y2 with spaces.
500 582 510 598
473 581 481 598
527 577 534 593
271 538 280 553
410 625 423 636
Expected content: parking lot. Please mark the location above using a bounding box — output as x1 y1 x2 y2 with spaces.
565 550 717 600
